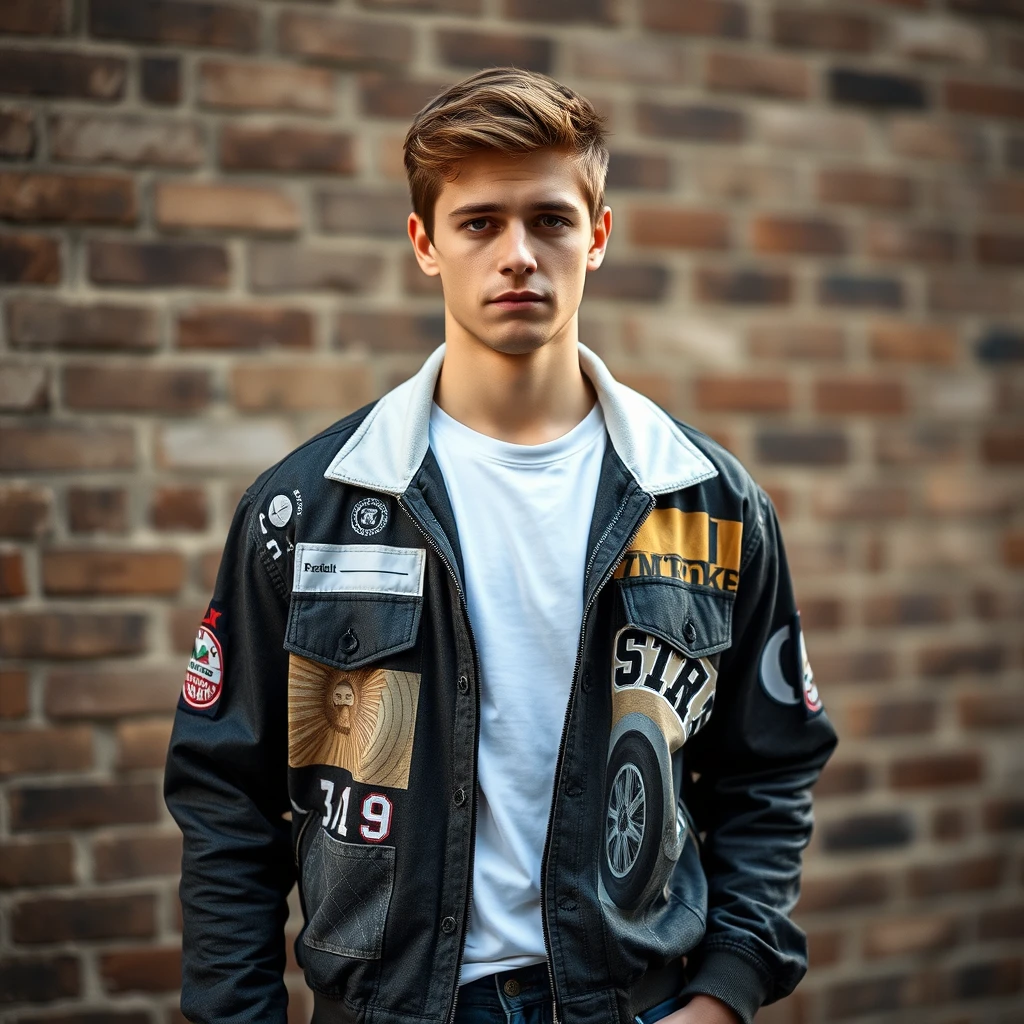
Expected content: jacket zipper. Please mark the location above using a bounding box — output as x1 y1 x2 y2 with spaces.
539 491 656 1024
397 496 482 1024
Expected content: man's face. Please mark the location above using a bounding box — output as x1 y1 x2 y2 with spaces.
408 147 611 356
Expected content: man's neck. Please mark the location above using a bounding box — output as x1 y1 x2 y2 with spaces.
434 326 597 446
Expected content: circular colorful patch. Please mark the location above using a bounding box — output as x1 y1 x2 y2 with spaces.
184 624 223 709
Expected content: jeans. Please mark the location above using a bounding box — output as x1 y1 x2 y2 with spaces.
453 963 687 1024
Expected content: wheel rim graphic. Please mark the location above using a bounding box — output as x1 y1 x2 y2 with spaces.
606 761 646 878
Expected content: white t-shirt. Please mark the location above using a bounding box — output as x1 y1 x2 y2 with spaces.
427 399 608 986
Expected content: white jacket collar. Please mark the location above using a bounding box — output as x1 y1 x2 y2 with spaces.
324 343 717 496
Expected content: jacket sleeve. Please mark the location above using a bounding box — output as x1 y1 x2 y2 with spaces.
679 490 838 1024
164 490 295 1024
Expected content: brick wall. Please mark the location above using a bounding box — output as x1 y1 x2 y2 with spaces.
1 0 1022 1021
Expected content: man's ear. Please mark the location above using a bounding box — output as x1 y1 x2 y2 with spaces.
586 205 612 272
408 212 441 277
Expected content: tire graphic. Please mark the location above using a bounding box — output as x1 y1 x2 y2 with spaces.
602 729 665 909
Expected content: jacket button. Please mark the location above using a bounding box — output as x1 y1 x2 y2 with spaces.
565 782 582 797
683 620 697 645
340 629 359 654
441 915 456 934
457 674 469 694
453 788 466 806
581 670 591 693
503 979 521 997
557 895 578 912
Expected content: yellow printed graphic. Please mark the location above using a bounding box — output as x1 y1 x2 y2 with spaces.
613 509 743 592
288 655 420 789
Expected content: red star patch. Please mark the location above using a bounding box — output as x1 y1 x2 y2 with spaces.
202 606 223 630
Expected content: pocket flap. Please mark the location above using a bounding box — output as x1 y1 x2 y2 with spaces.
619 577 733 659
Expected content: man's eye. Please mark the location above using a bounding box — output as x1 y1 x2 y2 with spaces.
465 218 490 232
538 215 568 228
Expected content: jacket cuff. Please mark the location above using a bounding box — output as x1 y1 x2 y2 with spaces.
679 949 767 1024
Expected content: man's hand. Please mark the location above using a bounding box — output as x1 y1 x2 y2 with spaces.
658 995 740 1024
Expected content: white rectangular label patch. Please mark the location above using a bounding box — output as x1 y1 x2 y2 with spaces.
293 543 425 597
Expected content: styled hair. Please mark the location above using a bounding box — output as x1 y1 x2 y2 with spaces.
403 67 609 241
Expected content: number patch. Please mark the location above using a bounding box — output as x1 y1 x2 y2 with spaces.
319 778 393 843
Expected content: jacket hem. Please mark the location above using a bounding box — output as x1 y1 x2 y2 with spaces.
678 948 768 1024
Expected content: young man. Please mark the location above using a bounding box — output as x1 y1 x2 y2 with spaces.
165 68 837 1024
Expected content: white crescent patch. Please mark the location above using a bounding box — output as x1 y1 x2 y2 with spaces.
760 625 800 705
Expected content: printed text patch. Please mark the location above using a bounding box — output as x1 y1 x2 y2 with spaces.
293 543 425 596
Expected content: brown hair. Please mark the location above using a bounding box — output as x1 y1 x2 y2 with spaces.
403 67 609 241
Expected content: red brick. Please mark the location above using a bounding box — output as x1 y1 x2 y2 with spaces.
359 0 479 9
889 117 989 164
981 428 1024 464
983 797 1024 832
141 55 181 105
630 207 729 249
747 323 845 361
0 955 80 1003
1005 530 1024 567
844 698 937 738
908 853 1004 897
798 872 888 914
67 486 129 535
977 231 1024 265
0 172 136 224
359 75 451 120
503 0 616 23
694 266 792 304
13 893 156 944
88 239 228 288
0 424 135 472
945 78 1024 120
335 311 445 353
49 113 203 167
248 242 383 294
93 833 182 882
958 691 1024 730
177 305 314 350
772 7 876 51
705 50 811 100
0 363 49 412
46 667 181 719
890 751 984 791
156 182 300 234
117 717 174 770
818 168 915 209
864 222 959 263
814 759 869 797
606 152 672 191
0 0 67 34
0 548 27 598
814 377 906 415
88 0 259 51
6 298 160 351
0 839 74 888
0 667 30 718
278 11 413 65
863 914 958 960
42 550 185 597
231 362 374 413
150 487 208 532
0 49 126 101
693 375 790 412
220 125 355 175
100 947 181 993
869 323 958 364
865 592 955 627
982 178 1024 217
0 726 93 777
8 781 158 831
0 107 35 158
441 29 553 74
198 59 336 114
932 805 969 842
63 365 210 414
979 904 1024 940
636 101 746 142
0 232 60 283
0 612 146 659
642 0 748 38
750 215 846 255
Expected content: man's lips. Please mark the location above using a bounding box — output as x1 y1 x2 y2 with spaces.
488 291 547 308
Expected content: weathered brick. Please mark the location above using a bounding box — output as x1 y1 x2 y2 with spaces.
945 78 1024 120
705 50 810 100
13 1012 152 1024
863 914 958 960
50 114 203 168
0 49 126 101
865 222 958 263
636 101 746 142
642 0 747 38
0 667 30 718
821 812 914 853
694 267 792 305
693 375 789 413
45 667 181 719
814 377 906 415
6 298 160 351
750 215 846 255
819 168 915 209
891 752 984 791
798 872 888 914
503 0 615 23
869 323 958 367
814 482 909 519
317 189 409 235
88 0 259 51
919 642 1005 678
908 853 1004 897
278 11 413 65
402 251 443 296
829 67 927 110
814 760 869 798
0 839 74 889
958 691 1024 730
359 0 479 9
93 833 182 883
8 781 158 831
198 59 336 114
981 427 1024 464
156 182 300 234
977 231 1024 265
819 273 904 310
927 271 1018 315
360 76 450 119
117 717 174 770
177 305 314 350
747 323 845 361
0 172 136 224
756 428 848 465
948 0 1024 19
0 424 135 472
0 0 67 35
932 805 968 842
67 486 129 535
220 125 355 175
0 232 60 284
231 362 374 413
141 55 181 105
844 698 937 738
13 894 156 944
570 38 686 85
0 955 80 1003
892 16 988 64
0 484 52 539
100 948 181 993
630 208 729 250
158 422 294 471
983 797 1024 832
64 365 209 415
865 593 955 627
88 240 227 288
757 108 869 154
248 242 383 293
976 327 1024 364
335 311 445 352
1005 530 1024 567
772 8 875 51
812 648 896 685
0 107 35 159
693 161 796 202
42 550 186 597
606 152 671 191
0 726 92 777
979 904 1024 941
583 262 670 302
983 178 1024 217
150 487 208 532
0 549 27 599
0 612 146 660
428 28 551 75
0 363 49 413
889 117 988 164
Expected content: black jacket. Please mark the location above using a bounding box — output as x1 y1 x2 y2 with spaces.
165 343 837 1024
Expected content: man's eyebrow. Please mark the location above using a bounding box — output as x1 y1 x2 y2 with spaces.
447 200 582 218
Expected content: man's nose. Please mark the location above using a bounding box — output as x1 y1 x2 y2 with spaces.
499 222 537 276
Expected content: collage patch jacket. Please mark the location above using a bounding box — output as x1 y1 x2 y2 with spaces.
164 343 838 1024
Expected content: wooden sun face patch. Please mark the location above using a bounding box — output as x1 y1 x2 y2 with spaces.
288 655 421 790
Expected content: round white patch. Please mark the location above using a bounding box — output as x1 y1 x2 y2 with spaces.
351 496 388 537
759 625 800 705
268 494 293 528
